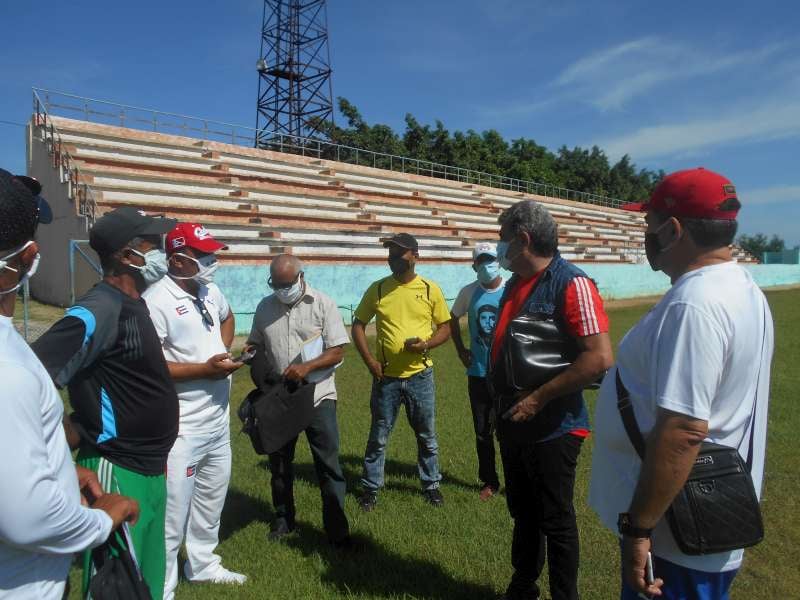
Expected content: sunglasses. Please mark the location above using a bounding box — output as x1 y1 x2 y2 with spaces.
192 297 215 328
268 272 302 290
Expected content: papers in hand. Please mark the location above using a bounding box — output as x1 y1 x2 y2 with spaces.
300 335 342 383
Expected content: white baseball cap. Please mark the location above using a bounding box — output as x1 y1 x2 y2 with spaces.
472 242 497 260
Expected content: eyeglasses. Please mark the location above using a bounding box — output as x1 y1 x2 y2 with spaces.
192 297 214 327
268 272 302 290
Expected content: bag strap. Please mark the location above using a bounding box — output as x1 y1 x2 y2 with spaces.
615 370 646 460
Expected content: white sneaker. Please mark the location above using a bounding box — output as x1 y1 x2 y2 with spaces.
188 565 247 585
208 566 247 585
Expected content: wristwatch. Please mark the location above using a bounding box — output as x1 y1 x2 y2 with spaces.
617 513 652 538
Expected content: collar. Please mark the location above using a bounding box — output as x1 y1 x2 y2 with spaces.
164 274 204 300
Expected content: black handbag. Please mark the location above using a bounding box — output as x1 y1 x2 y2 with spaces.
89 526 152 600
501 315 579 393
615 370 764 555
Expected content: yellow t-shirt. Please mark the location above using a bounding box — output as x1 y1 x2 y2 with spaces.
354 275 451 378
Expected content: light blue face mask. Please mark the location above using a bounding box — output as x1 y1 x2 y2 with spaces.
128 248 168 285
496 240 515 270
476 261 500 284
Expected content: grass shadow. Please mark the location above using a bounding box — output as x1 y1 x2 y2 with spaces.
283 523 498 600
218 487 273 543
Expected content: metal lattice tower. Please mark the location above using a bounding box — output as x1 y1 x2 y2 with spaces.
255 0 334 146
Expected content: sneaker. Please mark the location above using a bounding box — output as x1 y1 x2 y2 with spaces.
358 490 378 512
479 484 498 501
185 564 247 586
500 576 540 600
423 488 444 507
267 519 296 541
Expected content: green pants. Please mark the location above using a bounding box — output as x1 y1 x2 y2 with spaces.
77 448 167 600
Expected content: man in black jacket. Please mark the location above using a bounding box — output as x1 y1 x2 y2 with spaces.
490 200 613 600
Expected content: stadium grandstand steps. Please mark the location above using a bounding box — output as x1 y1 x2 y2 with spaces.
42 115 650 264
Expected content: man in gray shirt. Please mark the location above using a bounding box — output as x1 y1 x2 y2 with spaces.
246 254 351 547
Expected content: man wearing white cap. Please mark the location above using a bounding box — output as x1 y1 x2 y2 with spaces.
143 223 246 598
449 242 505 500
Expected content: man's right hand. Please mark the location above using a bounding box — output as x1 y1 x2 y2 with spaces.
204 353 242 379
366 358 384 381
92 494 140 529
458 348 472 368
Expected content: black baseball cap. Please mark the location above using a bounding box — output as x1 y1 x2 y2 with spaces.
381 232 419 253
0 169 52 251
89 206 176 255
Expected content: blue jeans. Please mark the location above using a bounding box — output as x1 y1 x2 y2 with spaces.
620 542 738 600
361 368 441 492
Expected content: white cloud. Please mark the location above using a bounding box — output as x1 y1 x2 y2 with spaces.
553 38 787 111
596 98 800 161
739 184 800 206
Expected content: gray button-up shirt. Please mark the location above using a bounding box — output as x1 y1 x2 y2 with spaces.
247 285 349 406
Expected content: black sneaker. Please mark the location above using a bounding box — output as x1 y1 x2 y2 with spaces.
358 490 378 512
500 575 540 600
267 519 295 541
423 488 444 507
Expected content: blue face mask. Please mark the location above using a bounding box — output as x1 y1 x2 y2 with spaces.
496 240 515 270
128 248 168 285
476 261 500 285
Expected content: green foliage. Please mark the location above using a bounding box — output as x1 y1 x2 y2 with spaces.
321 98 663 202
738 233 786 257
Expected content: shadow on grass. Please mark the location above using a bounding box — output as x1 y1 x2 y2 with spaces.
283 523 498 600
257 452 478 495
218 488 273 543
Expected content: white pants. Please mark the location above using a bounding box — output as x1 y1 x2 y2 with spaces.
163 426 232 600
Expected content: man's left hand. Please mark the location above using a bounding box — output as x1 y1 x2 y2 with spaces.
404 339 427 354
283 363 311 382
622 535 663 597
507 390 546 422
76 465 104 506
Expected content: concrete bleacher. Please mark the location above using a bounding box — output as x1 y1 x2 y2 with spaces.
33 115 647 268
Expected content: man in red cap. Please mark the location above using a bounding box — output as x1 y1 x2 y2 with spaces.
589 168 774 600
143 223 246 597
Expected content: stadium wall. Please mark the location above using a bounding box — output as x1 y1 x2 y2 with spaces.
217 263 800 334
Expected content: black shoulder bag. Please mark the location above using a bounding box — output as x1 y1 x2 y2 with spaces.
615 307 767 555
89 525 152 600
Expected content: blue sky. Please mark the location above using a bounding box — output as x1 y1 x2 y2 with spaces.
1 0 798 244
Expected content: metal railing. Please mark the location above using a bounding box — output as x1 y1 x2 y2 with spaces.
32 88 624 210
32 89 100 224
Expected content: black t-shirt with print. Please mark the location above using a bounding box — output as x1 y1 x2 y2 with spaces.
33 282 178 475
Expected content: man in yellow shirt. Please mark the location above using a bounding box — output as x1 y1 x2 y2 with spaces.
352 233 452 510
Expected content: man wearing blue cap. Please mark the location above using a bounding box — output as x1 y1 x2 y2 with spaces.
450 242 505 500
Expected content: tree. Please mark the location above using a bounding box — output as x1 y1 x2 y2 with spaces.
737 233 785 257
320 98 662 202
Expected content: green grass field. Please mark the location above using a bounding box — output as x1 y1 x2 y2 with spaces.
64 288 798 599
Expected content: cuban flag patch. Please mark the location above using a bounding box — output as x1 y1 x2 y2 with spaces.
186 465 197 477
176 305 189 316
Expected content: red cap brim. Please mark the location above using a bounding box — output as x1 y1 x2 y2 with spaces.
184 238 227 253
620 202 648 212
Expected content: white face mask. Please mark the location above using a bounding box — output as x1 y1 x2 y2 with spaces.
274 278 305 305
128 248 168 285
0 240 40 296
171 253 219 286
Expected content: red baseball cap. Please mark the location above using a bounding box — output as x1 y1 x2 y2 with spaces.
621 168 740 220
166 223 227 255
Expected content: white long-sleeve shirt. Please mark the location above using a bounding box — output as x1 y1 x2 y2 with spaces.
0 316 112 599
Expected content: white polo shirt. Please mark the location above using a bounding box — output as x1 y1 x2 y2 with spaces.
0 316 112 599
589 262 774 573
143 276 232 436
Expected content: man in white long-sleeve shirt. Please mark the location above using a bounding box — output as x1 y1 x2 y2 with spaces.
0 169 139 599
